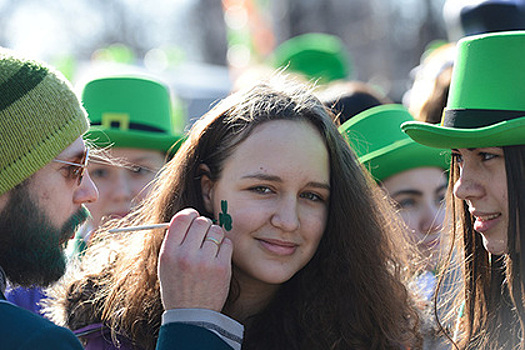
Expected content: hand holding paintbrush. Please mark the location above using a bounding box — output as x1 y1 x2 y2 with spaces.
158 208 233 312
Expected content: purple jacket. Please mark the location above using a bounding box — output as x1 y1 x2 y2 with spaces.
74 323 136 350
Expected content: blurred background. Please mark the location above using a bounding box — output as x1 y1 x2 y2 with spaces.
1 0 520 127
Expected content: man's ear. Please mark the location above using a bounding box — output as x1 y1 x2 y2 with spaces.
0 191 10 213
198 163 214 213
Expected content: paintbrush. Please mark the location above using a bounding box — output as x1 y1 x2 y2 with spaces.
108 223 170 233
108 219 221 233
108 200 232 233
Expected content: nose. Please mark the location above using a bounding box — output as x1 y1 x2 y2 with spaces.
112 171 133 202
453 165 485 202
75 171 99 204
270 195 300 232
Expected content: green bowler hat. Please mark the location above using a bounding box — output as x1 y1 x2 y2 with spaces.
82 76 184 153
272 33 351 83
340 104 449 182
402 30 525 149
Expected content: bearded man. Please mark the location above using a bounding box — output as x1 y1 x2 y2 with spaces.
0 47 233 349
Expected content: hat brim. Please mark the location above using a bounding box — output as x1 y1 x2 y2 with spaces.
85 127 185 154
360 138 449 182
401 117 525 149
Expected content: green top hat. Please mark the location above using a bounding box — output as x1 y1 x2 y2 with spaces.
82 76 184 153
402 30 525 149
339 104 449 182
271 33 351 83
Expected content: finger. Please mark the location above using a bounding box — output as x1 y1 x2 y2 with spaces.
180 215 213 250
201 225 224 255
164 208 199 249
216 236 233 262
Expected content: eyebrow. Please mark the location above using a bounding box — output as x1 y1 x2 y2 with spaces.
128 156 162 164
391 182 447 198
451 148 477 152
390 189 422 197
241 173 331 191
59 149 86 162
435 183 448 194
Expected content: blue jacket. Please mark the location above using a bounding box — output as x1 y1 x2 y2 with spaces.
0 299 83 349
0 298 232 349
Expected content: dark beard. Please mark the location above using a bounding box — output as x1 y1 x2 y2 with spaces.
0 183 89 287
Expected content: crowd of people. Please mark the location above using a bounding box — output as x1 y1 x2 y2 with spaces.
1 2 525 349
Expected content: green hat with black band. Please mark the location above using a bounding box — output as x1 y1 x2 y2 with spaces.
339 104 449 182
82 76 184 154
402 30 525 149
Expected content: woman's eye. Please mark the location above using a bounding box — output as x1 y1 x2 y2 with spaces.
65 166 79 179
129 166 152 176
91 168 110 179
249 186 272 194
479 152 498 161
394 198 416 209
436 193 446 205
300 192 324 202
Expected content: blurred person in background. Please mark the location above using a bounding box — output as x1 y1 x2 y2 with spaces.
443 0 525 42
318 79 393 125
71 75 185 255
405 42 455 125
340 104 453 349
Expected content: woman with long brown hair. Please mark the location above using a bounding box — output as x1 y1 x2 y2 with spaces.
403 30 525 350
49 75 421 349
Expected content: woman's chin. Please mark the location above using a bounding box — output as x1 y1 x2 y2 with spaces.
482 236 508 255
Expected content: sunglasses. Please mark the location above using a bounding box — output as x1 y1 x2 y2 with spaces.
52 147 90 185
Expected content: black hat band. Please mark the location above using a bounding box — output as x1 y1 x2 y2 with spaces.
443 109 525 128
92 121 167 133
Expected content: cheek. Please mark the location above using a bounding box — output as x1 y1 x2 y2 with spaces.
40 189 52 202
36 190 69 228
85 199 104 217
498 183 508 210
501 192 509 219
397 210 427 238
398 210 415 228
92 183 111 201
302 209 327 245
222 205 260 239
91 177 117 199
131 176 156 200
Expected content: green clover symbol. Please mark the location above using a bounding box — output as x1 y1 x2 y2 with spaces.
219 200 233 231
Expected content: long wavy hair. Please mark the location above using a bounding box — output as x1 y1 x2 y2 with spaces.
50 76 421 349
438 144 525 349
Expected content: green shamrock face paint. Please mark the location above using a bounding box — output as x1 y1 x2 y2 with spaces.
219 200 233 231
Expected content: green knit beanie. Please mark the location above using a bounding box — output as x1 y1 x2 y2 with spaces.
0 47 89 196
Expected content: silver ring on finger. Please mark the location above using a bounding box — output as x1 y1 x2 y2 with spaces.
205 236 222 248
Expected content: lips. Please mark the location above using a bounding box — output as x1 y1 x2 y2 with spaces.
471 211 502 232
257 238 298 256
474 213 501 221
105 211 130 221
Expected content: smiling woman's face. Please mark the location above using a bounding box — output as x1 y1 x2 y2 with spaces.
201 120 330 290
452 147 508 255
